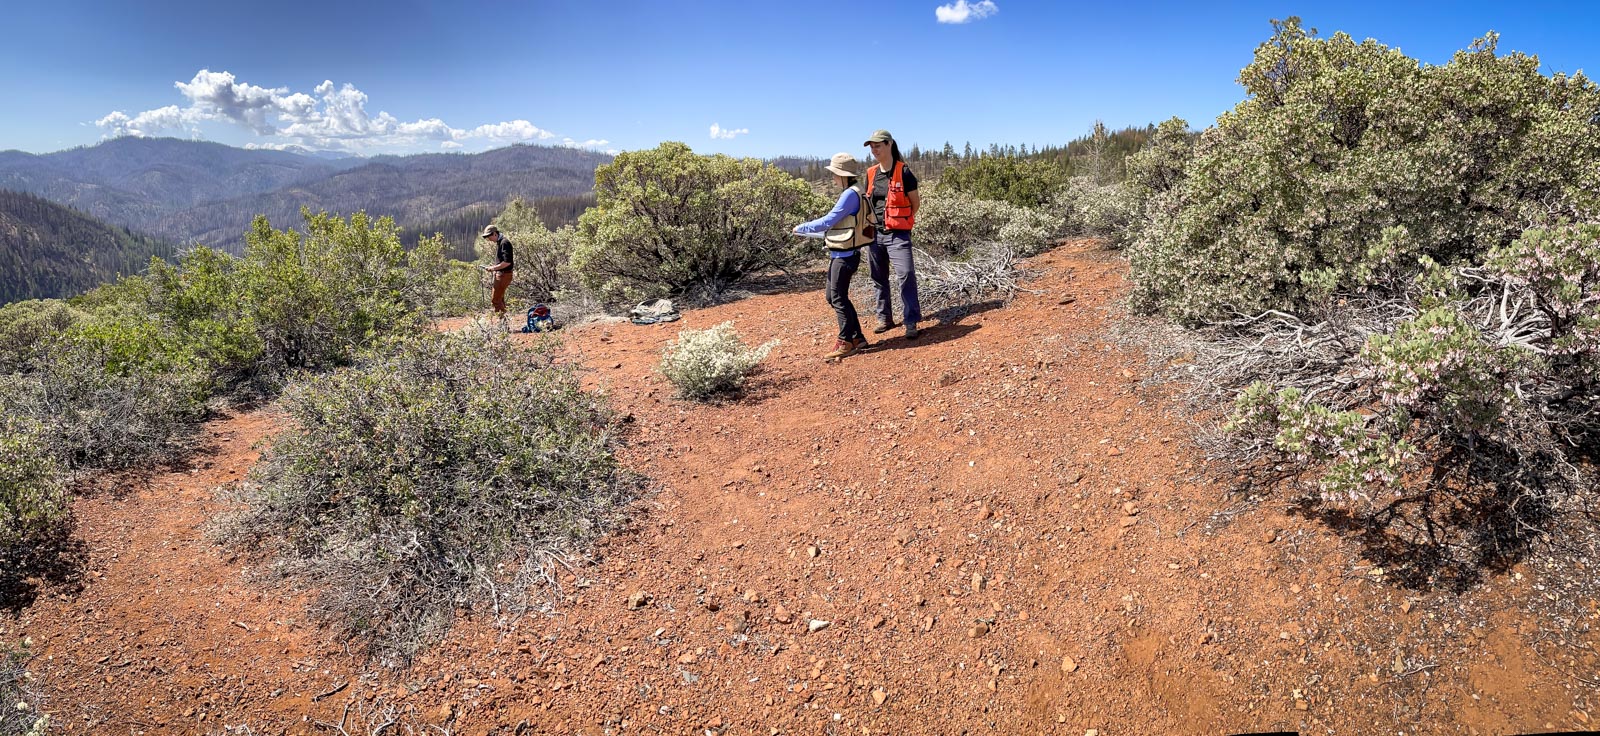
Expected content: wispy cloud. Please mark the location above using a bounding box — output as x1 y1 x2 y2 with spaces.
709 123 749 140
935 0 998 24
94 70 608 154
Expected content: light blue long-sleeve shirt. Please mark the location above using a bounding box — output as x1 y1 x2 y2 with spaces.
793 188 862 258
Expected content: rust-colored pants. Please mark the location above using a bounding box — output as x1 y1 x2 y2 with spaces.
491 270 513 313
486 272 512 315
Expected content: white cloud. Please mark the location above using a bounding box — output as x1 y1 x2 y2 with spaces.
96 105 199 138
709 123 749 140
935 0 998 24
94 69 601 154
561 137 610 148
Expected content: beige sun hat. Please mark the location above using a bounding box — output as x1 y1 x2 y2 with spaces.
480 224 499 238
824 152 862 178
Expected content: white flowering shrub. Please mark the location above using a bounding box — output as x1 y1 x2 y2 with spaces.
659 322 777 400
1223 231 1596 536
917 187 1062 257
0 637 46 736
1130 18 1600 323
1051 177 1139 247
0 419 68 584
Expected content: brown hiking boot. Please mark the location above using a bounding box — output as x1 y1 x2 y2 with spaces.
904 322 920 340
824 338 859 360
872 319 898 334
851 336 871 351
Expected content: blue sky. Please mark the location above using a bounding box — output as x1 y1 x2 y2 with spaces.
2 0 1596 157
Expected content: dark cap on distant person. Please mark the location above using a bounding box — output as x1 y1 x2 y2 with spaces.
480 225 499 238
863 129 894 145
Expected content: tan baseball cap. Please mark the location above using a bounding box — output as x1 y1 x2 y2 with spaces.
480 225 499 237
863 129 893 145
824 152 862 177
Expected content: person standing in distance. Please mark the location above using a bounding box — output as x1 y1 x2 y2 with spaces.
863 129 922 339
481 225 515 321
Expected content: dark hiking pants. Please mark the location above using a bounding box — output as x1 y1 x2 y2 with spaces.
868 230 921 326
826 252 864 341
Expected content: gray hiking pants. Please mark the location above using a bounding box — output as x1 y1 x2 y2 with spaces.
868 230 921 326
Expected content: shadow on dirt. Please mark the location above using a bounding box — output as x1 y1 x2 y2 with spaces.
1 520 86 613
1287 444 1566 594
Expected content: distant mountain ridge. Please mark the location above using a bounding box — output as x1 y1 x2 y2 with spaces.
0 137 611 252
0 189 176 304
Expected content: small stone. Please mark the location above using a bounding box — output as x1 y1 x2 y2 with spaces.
871 688 888 705
1122 502 1137 515
987 679 997 691
627 591 650 610
435 703 454 722
1119 516 1138 528
1061 656 1078 673
806 544 820 559
703 596 721 612
893 528 914 546
677 652 697 664
869 615 886 629
1400 600 1413 614
978 503 994 521
773 605 793 624
971 573 985 592
1063 470 1083 485
1263 529 1279 543
969 622 990 638
742 590 761 603
808 619 831 633
1086 730 1099 736
938 371 960 387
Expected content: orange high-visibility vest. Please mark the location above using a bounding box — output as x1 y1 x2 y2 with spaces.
866 161 915 231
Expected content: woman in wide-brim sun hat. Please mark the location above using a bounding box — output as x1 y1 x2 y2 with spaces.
793 152 877 360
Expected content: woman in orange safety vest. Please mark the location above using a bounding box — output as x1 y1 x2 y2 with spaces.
863 129 923 340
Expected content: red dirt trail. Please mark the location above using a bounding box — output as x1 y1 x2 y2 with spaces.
16 241 1593 735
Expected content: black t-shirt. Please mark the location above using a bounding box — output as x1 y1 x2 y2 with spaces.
868 163 919 228
496 238 515 270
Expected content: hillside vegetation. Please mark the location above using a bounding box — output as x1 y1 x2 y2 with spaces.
0 138 609 251
0 189 175 304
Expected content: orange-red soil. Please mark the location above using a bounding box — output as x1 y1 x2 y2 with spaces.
16 242 1595 735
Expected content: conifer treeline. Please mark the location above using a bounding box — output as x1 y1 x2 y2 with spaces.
0 189 176 305
774 124 1158 183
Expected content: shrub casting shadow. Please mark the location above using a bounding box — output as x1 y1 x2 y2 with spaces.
1 521 86 612
1287 443 1560 594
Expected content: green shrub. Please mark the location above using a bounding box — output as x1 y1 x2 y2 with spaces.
1487 223 1600 366
659 321 777 400
0 326 210 470
237 210 426 376
0 419 68 569
1130 19 1600 323
0 300 82 373
222 328 634 662
939 157 1067 209
916 187 1062 257
572 142 828 303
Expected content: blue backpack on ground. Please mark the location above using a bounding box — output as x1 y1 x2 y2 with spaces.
520 304 556 333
